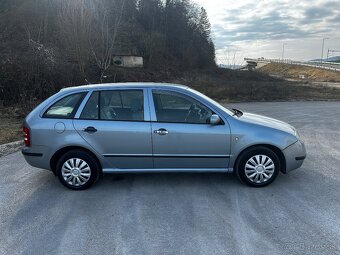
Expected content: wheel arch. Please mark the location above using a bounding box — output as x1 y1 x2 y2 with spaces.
50 146 102 175
234 144 286 173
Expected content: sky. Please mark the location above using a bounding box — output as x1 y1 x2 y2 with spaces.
194 0 340 65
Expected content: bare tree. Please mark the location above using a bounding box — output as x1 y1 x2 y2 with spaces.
59 0 93 76
59 0 125 82
88 0 126 81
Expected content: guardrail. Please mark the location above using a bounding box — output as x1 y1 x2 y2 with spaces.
244 58 340 72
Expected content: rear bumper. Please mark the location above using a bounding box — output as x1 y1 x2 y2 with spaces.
22 151 43 157
282 140 306 173
22 146 52 171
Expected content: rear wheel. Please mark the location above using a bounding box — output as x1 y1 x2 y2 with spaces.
236 146 280 187
56 150 100 190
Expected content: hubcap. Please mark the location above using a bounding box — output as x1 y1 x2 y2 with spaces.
61 158 91 186
244 155 275 184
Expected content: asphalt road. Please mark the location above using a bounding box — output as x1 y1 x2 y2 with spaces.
1 101 340 255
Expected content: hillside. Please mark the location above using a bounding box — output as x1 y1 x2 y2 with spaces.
258 62 340 82
1 0 340 119
0 0 215 107
310 56 340 62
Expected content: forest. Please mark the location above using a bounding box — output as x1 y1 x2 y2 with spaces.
0 0 216 107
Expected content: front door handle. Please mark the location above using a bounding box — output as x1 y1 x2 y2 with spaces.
154 128 168 135
83 126 97 133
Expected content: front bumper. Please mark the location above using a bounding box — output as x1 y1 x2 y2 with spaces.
282 140 306 173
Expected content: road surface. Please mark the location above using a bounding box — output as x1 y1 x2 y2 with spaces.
0 101 340 255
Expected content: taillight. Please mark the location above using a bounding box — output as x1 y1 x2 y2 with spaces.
23 127 31 147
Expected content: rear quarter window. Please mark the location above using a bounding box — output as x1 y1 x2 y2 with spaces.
43 92 86 119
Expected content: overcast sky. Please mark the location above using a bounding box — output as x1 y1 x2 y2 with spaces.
194 0 340 65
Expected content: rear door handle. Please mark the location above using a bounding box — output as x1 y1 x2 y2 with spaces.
154 128 168 135
83 126 97 133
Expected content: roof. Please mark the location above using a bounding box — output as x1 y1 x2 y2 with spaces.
60 82 188 92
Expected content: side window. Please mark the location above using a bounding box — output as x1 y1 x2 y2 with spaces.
80 90 144 121
80 92 99 119
153 91 212 124
44 93 86 119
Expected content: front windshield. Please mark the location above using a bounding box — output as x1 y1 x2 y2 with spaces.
188 88 234 116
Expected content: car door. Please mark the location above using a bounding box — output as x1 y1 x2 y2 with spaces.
149 89 231 170
73 88 153 169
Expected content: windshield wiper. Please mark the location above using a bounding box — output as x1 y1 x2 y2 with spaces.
231 108 243 117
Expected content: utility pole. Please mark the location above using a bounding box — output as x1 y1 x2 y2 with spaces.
321 37 329 63
281 43 287 62
327 49 330 62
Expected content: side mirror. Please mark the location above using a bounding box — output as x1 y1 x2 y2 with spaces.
209 114 221 125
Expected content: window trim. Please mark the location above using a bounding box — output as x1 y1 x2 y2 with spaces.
150 89 224 125
42 92 87 119
76 89 148 122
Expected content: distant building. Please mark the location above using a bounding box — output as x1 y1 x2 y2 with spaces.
246 61 257 71
113 55 143 68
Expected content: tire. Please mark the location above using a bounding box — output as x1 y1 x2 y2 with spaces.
56 150 100 190
235 146 280 187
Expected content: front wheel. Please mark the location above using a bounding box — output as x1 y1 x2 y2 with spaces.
56 150 100 190
235 146 280 187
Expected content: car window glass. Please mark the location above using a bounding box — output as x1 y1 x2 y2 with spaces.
153 91 212 124
99 90 144 121
80 92 99 119
107 92 122 107
44 93 85 118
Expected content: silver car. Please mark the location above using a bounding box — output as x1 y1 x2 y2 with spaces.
22 83 306 190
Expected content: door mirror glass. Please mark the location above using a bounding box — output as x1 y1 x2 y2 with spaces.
209 114 221 125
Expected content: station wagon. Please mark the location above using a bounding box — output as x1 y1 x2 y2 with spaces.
22 83 306 190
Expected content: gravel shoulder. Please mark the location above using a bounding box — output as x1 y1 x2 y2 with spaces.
0 140 22 157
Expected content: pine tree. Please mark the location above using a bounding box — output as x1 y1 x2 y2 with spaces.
198 7 211 40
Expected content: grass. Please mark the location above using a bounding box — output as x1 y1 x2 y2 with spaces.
259 62 340 82
0 108 23 145
106 67 340 101
171 69 340 102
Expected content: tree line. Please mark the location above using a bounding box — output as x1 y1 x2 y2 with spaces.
0 0 216 107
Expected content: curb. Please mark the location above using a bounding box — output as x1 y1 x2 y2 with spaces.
0 140 23 157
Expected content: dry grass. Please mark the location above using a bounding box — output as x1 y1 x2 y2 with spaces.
0 108 23 145
192 83 340 102
172 70 340 102
259 63 340 82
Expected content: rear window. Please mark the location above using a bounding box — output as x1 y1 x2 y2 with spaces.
43 92 86 119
